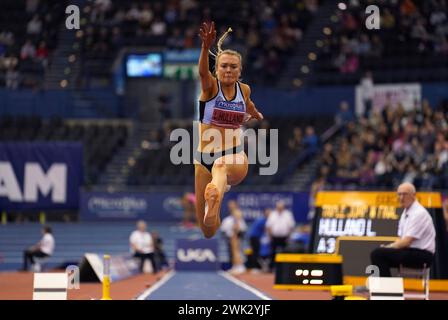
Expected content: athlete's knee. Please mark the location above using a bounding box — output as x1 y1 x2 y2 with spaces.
212 160 226 170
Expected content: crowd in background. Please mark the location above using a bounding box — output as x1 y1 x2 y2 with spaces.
314 96 448 190
0 0 64 89
319 0 448 75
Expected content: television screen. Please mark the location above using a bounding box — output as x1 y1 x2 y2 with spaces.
126 53 163 77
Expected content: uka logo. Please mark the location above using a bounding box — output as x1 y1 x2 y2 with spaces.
0 162 67 203
177 248 217 263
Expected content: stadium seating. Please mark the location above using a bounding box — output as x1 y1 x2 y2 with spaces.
78 0 319 85
0 115 129 184
0 0 65 88
312 0 448 85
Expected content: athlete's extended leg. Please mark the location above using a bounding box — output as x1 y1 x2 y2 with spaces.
203 152 248 231
194 164 216 238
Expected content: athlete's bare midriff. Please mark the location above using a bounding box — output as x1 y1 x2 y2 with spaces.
197 122 242 153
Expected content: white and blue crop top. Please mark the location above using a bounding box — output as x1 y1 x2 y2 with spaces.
197 79 247 129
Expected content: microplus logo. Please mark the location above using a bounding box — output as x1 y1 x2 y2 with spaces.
177 248 217 263
88 197 147 212
0 162 67 203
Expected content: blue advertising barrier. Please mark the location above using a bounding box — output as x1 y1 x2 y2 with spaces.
175 239 219 271
80 191 185 221
80 191 311 223
0 142 83 210
222 191 310 223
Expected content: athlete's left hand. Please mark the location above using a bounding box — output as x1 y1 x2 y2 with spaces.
254 111 264 120
244 112 263 123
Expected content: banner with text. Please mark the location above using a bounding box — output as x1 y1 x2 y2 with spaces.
355 83 421 115
0 142 83 210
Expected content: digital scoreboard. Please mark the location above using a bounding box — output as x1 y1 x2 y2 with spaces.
274 254 343 290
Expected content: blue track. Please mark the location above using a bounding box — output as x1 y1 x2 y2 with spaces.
144 271 270 300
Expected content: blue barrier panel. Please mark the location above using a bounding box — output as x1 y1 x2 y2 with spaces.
80 191 310 223
0 142 83 210
222 191 310 223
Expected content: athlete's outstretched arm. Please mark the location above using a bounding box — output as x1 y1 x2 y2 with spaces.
198 21 216 92
243 84 264 121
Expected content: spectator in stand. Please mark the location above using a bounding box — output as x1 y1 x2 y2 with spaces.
288 127 303 152
26 0 40 14
381 8 396 30
303 126 319 151
27 15 42 36
6 66 20 90
308 174 326 220
35 41 49 68
335 101 355 127
359 71 374 118
20 40 36 60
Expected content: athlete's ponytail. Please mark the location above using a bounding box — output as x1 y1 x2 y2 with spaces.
210 27 242 76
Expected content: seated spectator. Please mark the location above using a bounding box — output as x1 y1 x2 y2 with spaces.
335 101 355 127
27 15 42 36
22 226 55 271
359 71 374 118
340 52 359 73
129 220 157 273
6 66 20 90
320 144 336 176
381 8 396 29
20 40 36 60
400 0 418 18
26 0 39 14
288 127 303 152
303 126 319 150
35 41 49 68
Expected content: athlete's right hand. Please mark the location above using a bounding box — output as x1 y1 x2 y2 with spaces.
199 21 216 49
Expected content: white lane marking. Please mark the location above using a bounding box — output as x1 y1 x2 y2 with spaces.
218 271 272 300
135 270 176 300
